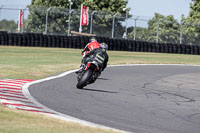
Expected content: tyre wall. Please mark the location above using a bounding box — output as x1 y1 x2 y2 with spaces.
0 31 199 55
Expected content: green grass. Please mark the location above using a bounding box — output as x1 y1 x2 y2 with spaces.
0 46 82 79
1 45 200 133
1 46 200 80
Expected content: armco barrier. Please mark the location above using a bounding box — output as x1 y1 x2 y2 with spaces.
0 31 200 55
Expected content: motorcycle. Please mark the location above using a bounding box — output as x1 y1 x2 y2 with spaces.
76 53 104 89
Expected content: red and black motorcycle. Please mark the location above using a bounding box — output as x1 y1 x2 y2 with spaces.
76 52 105 89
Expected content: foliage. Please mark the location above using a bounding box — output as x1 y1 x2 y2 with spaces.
147 13 180 43
0 19 17 32
127 13 180 43
127 26 150 41
127 1 200 45
25 0 128 36
181 0 200 45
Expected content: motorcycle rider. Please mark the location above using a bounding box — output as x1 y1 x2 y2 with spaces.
82 37 100 57
76 37 100 74
76 37 109 74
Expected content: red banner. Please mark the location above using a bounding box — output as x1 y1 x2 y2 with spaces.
19 9 23 28
81 6 88 26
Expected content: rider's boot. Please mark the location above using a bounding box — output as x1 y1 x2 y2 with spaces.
75 63 85 74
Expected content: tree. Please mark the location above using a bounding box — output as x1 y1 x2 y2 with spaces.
147 13 180 43
127 13 180 43
0 19 17 32
181 0 200 45
25 0 128 36
80 0 128 37
24 6 69 34
127 26 150 41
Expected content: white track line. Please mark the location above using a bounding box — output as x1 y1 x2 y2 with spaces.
0 79 32 82
0 96 33 103
0 85 21 89
0 99 42 109
0 91 24 96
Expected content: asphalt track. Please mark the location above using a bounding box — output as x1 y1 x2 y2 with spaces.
27 65 200 133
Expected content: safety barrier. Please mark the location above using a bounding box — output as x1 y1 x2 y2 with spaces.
0 31 199 55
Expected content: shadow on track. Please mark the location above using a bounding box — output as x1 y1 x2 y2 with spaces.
79 88 118 94
97 78 109 80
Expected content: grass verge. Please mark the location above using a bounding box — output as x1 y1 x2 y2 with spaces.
1 46 200 80
0 105 121 133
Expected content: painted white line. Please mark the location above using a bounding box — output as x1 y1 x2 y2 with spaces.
0 83 21 87
0 85 21 89
1 102 42 109
0 79 31 83
0 81 28 84
0 99 38 107
0 89 22 94
0 96 33 103
0 92 23 97
0 93 27 100
14 106 43 110
0 91 23 96
0 87 21 91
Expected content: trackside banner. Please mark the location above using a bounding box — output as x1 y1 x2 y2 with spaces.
81 5 88 25
18 9 23 31
79 4 89 32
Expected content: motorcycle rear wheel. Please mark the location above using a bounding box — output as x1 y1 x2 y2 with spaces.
76 69 92 89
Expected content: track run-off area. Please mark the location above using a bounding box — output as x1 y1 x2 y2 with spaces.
22 64 200 133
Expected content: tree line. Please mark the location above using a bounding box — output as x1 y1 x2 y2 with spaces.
127 0 200 45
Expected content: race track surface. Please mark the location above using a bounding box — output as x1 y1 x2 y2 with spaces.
28 65 200 133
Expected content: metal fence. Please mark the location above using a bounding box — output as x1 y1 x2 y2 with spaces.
0 6 200 45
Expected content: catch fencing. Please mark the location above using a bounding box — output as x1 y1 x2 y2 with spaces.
0 6 200 46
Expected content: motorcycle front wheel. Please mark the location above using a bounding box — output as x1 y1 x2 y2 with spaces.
76 69 92 89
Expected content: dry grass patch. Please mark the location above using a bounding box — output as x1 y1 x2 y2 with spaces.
0 105 123 133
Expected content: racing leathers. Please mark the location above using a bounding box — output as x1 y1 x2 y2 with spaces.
85 47 109 72
80 40 100 70
82 40 100 57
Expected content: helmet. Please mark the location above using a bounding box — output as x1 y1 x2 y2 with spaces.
100 43 108 50
90 37 97 42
